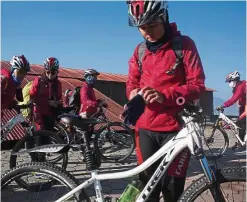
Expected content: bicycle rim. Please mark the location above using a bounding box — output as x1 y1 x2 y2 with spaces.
96 122 135 162
1 162 90 202
179 167 246 202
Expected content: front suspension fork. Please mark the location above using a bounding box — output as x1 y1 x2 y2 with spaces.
196 149 226 202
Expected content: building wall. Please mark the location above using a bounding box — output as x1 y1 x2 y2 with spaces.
95 80 214 118
199 91 214 118
95 81 128 106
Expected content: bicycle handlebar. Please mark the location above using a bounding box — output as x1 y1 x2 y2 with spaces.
216 108 224 113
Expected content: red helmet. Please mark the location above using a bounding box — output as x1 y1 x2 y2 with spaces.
44 57 59 71
127 0 168 27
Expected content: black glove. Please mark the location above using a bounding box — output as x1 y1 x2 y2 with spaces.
216 106 224 111
121 94 146 126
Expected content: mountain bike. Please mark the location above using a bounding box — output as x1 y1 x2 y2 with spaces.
3 103 68 192
203 108 246 159
37 101 135 163
2 104 245 202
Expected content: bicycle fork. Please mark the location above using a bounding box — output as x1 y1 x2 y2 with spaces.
197 151 227 202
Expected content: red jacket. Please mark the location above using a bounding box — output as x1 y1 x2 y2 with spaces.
223 80 246 109
79 82 98 116
30 76 62 116
126 23 206 132
1 69 18 110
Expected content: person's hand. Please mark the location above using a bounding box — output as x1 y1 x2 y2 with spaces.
141 87 164 104
216 106 224 111
48 100 60 107
79 112 88 119
129 88 140 100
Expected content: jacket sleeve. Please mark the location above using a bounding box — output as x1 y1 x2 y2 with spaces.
126 46 141 100
161 36 206 107
1 75 8 97
57 80 62 101
223 84 244 108
80 86 98 111
29 77 41 104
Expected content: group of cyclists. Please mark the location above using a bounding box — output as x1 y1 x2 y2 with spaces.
1 55 101 130
1 0 246 202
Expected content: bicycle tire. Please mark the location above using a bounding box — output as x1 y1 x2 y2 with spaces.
9 130 68 192
204 126 229 159
178 166 246 202
54 122 70 144
48 122 71 163
95 122 135 163
1 162 90 202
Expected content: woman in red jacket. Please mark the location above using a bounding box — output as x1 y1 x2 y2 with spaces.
79 69 100 118
217 71 246 149
1 55 30 112
125 1 206 201
30 57 62 131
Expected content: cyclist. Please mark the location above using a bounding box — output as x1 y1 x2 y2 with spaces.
79 69 100 118
1 55 30 112
30 57 62 131
217 71 246 146
125 1 206 201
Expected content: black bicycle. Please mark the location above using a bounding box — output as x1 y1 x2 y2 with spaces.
3 103 68 192
56 100 135 163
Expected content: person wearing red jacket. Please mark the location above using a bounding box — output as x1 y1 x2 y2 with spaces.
217 71 246 147
126 1 206 201
1 55 30 113
79 69 100 118
30 57 62 131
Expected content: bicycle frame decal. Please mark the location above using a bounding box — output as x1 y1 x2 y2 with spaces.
200 156 213 182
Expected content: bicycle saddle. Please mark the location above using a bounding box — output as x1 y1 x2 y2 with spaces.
60 114 100 129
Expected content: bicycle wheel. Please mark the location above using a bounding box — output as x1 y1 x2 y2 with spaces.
1 162 90 202
47 122 71 163
95 122 135 163
9 130 68 191
203 126 229 159
178 167 246 202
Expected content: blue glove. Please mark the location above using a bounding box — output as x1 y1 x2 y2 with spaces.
121 94 146 126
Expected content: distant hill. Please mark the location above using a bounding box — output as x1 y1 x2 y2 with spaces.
213 97 238 116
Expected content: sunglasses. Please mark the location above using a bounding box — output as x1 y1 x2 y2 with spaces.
46 71 57 75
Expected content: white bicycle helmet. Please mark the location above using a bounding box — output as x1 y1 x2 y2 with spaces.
127 0 168 27
225 71 240 82
10 55 30 72
44 57 59 71
84 69 100 78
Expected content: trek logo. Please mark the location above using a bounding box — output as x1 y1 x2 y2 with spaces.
141 153 170 200
175 149 189 176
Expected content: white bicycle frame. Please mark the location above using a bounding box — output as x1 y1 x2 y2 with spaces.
1 113 26 143
219 112 246 145
55 115 214 202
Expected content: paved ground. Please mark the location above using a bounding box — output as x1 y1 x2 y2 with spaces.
1 127 246 201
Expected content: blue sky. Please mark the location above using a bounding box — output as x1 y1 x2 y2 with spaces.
1 1 246 101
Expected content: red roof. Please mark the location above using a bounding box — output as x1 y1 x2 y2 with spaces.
1 61 125 141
